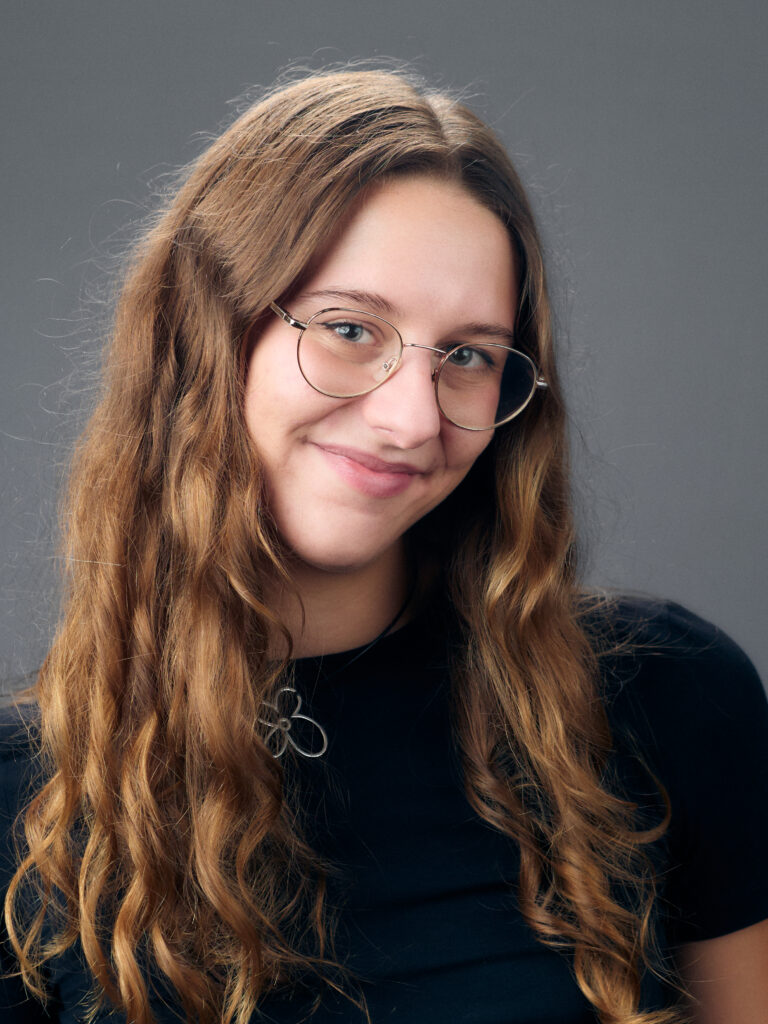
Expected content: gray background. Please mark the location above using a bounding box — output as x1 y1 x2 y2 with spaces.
2 1 766 685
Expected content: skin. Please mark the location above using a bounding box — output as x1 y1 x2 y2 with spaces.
677 918 768 1022
243 175 768 1016
244 174 516 656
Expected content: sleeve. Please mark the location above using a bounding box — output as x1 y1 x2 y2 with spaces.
605 599 768 945
0 707 56 1022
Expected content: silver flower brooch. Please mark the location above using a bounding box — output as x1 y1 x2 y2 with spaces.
258 686 329 759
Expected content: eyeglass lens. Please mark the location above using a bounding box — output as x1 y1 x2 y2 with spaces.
297 309 537 430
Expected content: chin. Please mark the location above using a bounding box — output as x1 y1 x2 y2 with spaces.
283 533 397 576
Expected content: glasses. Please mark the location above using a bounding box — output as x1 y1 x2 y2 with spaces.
269 302 547 431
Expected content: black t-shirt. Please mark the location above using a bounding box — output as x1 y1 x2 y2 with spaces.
1 598 767 1022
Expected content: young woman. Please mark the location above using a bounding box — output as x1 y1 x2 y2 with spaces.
2 70 767 1024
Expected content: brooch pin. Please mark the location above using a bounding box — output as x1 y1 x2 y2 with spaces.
258 686 329 759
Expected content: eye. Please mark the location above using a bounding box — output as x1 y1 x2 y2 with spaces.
323 319 376 345
445 345 496 370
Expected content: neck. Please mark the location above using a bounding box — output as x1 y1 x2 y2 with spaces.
268 541 412 659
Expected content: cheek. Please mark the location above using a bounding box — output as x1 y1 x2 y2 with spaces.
243 334 312 443
442 424 494 474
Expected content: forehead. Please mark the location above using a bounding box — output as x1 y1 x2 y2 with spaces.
296 176 517 327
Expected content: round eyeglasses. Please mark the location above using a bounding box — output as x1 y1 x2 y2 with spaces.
269 302 547 431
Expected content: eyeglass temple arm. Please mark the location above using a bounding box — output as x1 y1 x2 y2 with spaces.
270 302 309 330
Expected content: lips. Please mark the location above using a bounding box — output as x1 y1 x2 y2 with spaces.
311 442 429 498
313 443 428 475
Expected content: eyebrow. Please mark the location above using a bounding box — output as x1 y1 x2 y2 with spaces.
294 287 517 344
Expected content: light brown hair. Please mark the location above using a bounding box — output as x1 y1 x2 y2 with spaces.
5 69 681 1024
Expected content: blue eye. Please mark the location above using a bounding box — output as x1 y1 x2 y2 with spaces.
327 321 367 342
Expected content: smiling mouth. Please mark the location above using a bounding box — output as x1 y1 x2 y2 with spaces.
312 443 428 476
311 443 429 499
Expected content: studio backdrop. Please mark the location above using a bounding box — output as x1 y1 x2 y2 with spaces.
2 0 766 683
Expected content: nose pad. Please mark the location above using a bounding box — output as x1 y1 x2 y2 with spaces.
372 356 399 384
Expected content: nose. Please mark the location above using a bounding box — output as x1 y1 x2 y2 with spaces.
359 346 442 448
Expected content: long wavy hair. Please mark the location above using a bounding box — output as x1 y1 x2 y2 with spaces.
5 69 683 1024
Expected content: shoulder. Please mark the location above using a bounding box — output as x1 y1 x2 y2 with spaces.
0 701 40 765
0 702 42 824
593 593 758 682
590 598 768 942
589 594 768 790
591 592 768 832
592 595 764 724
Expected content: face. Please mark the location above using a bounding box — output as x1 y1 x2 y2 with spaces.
243 175 517 573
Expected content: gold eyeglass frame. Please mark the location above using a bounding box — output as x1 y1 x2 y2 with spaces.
269 301 548 432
